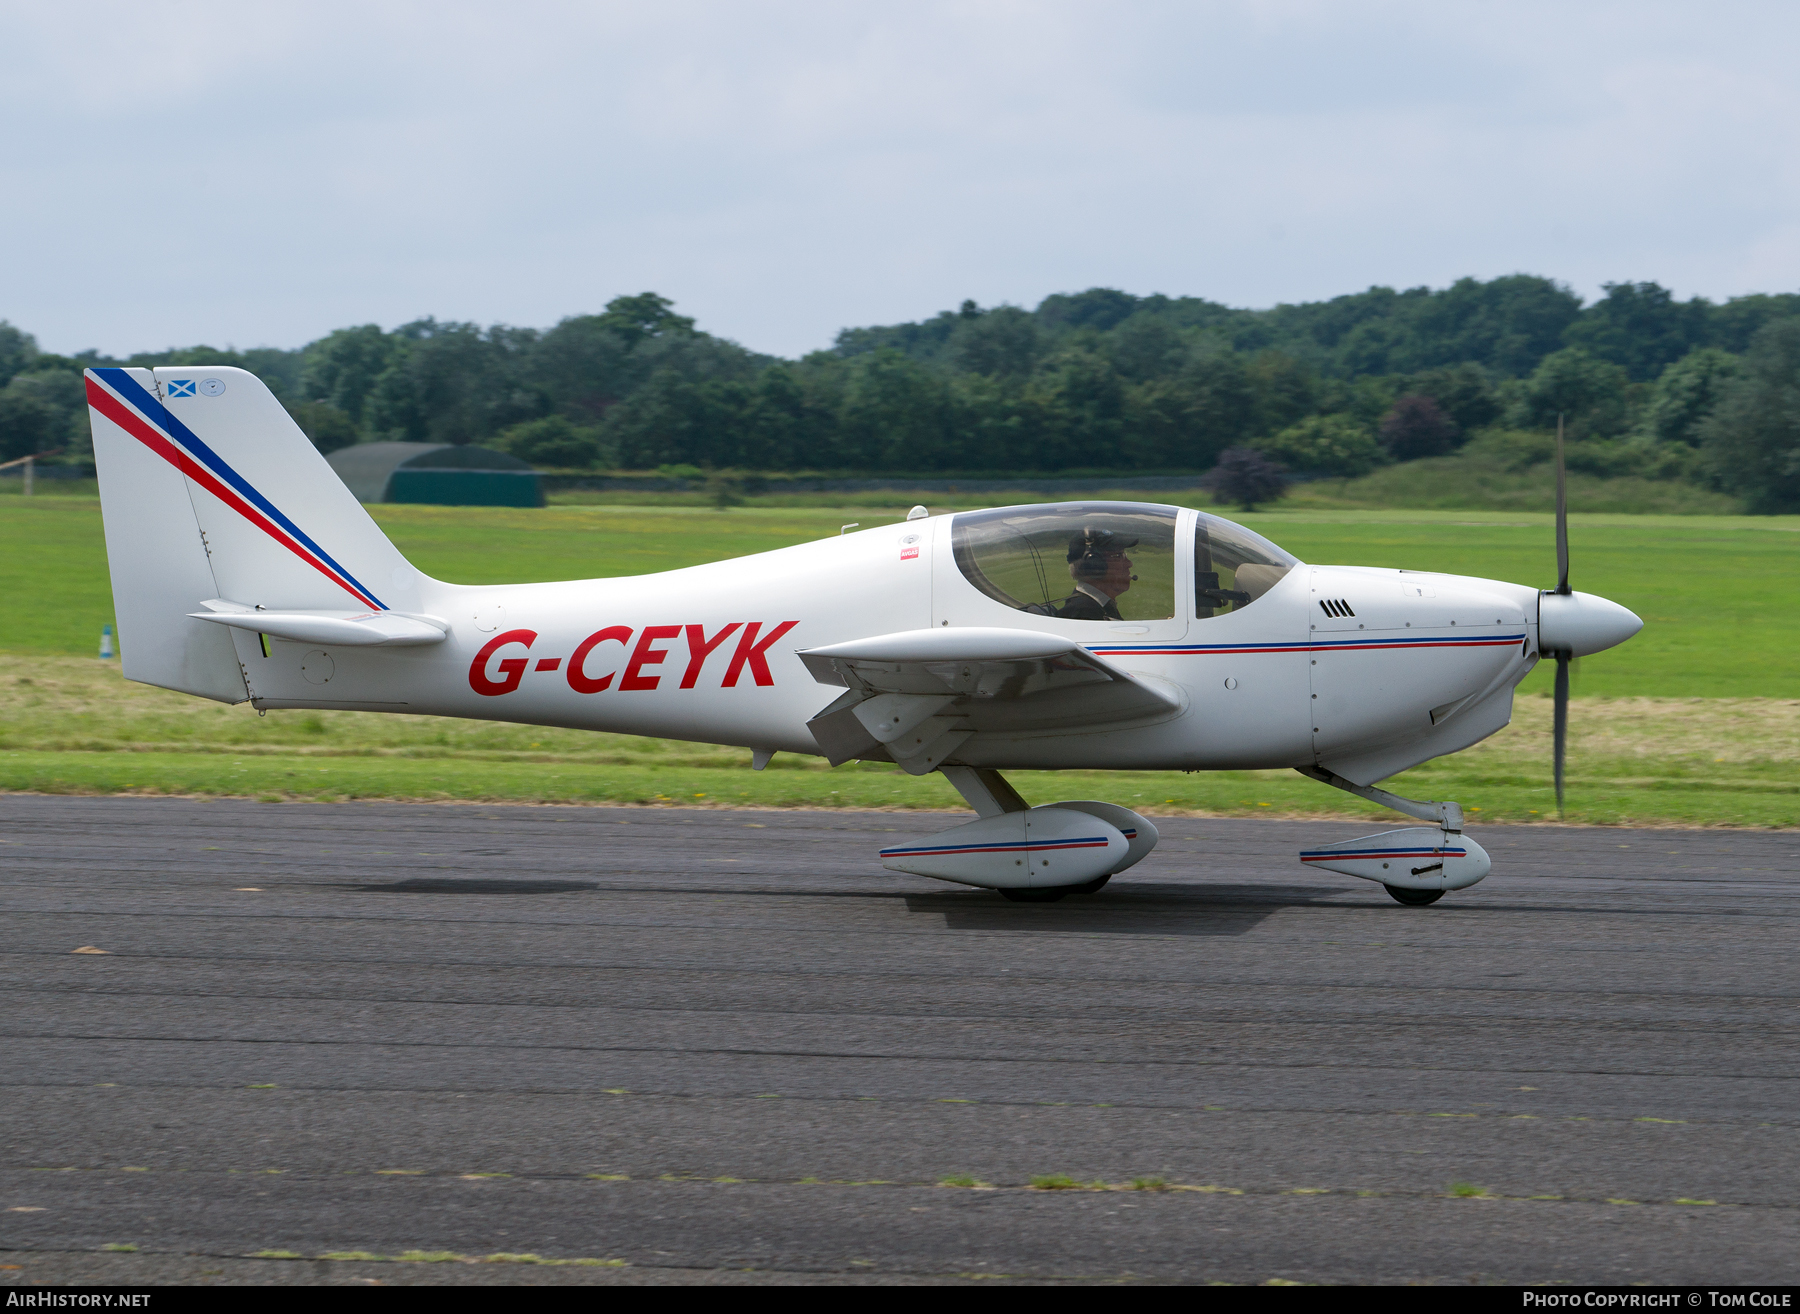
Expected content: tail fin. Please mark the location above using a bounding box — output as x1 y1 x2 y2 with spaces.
86 366 421 702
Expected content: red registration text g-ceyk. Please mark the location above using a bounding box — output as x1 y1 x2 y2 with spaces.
470 622 798 697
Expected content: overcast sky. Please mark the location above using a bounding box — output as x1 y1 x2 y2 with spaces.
3 1 1797 359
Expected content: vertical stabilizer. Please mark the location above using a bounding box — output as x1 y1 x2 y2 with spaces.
85 365 426 702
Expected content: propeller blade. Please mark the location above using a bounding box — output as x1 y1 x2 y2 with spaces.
1549 415 1571 814
1553 652 1569 815
1555 412 1570 595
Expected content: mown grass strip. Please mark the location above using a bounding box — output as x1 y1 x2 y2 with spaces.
3 748 1792 826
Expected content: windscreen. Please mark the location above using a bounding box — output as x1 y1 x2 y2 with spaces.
952 503 1179 623
1193 512 1299 617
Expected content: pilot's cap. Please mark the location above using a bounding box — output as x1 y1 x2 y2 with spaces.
1066 527 1139 562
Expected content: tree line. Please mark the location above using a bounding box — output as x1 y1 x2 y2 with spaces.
3 276 1798 511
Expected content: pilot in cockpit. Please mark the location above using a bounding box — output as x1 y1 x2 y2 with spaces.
1052 527 1137 621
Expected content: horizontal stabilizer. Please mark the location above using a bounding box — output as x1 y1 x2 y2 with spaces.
190 603 448 648
1299 826 1491 891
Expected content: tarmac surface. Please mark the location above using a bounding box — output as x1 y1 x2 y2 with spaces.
1 795 1797 1286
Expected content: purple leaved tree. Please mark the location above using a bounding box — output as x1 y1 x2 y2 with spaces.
1378 394 1459 460
1201 447 1287 511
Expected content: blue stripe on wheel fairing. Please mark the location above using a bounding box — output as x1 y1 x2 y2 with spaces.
93 368 387 610
1299 847 1467 862
880 835 1112 858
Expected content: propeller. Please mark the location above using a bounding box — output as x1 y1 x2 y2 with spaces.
1551 413 1570 815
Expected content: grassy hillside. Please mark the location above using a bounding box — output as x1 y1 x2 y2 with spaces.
1286 453 1743 515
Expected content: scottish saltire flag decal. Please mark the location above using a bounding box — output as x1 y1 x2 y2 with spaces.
85 368 386 610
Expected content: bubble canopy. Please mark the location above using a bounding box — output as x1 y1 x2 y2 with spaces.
1192 509 1300 618
950 502 1299 623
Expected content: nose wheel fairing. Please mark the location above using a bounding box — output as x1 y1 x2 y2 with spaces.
1300 826 1492 892
1294 765 1492 899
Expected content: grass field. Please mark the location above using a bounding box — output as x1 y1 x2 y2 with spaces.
3 658 1794 825
1 496 1794 825
5 496 1793 698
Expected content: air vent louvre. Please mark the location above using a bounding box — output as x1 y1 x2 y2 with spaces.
1318 598 1356 618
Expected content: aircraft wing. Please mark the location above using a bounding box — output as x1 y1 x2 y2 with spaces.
798 627 1181 771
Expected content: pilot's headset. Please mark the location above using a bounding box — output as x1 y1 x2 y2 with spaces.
1067 527 1138 580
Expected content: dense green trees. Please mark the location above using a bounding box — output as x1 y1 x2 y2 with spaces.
489 415 605 468
0 376 61 461
1699 319 1800 514
5 275 1800 510
1644 348 1741 446
1509 348 1634 438
1260 415 1386 477
0 330 306 461
1562 281 1711 381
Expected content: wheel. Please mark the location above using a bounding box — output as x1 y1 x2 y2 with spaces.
1069 874 1111 895
1384 884 1445 907
998 886 1074 903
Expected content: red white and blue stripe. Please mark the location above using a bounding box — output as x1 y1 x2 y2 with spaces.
85 368 386 610
1087 634 1525 657
880 834 1114 860
1299 844 1467 864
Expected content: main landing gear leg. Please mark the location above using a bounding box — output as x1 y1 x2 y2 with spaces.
939 765 1030 819
1293 766 1492 905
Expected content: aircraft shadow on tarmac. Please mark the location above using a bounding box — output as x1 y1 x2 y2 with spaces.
341 878 603 895
904 882 1360 936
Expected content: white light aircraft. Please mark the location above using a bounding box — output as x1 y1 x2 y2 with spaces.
84 367 1642 904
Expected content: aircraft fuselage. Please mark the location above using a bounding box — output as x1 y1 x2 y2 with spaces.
229 512 1541 788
